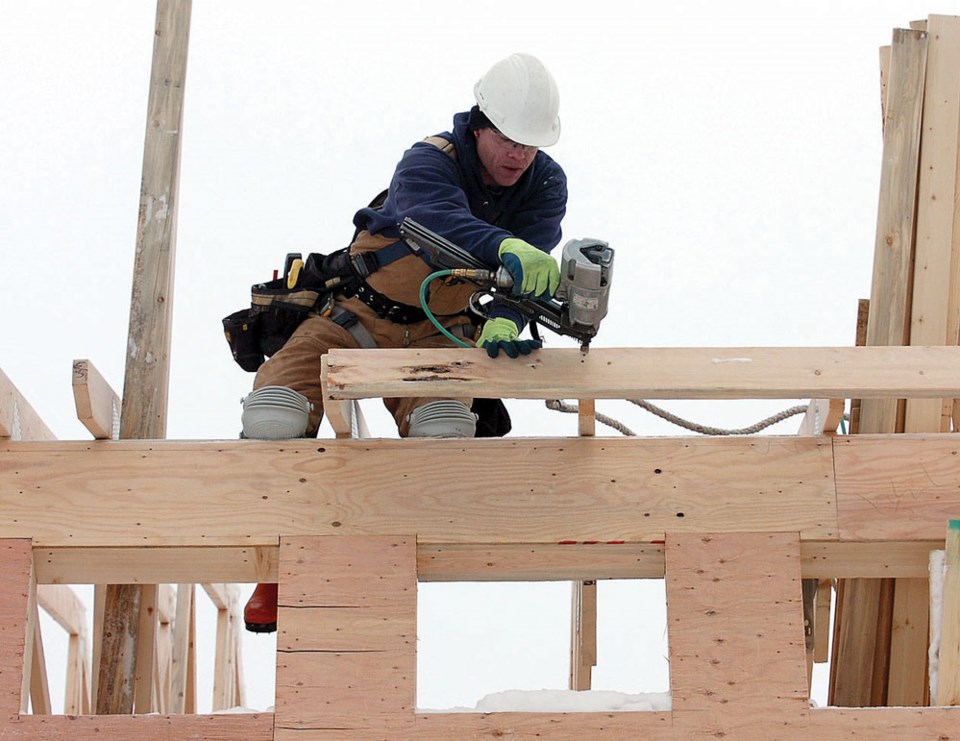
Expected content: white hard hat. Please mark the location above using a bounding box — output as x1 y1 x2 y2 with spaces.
473 53 561 147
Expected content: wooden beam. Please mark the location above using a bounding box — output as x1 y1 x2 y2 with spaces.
102 0 192 716
0 714 274 739
0 436 839 545
72 359 119 440
323 346 960 402
0 367 55 441
418 542 666 581
25 539 948 587
7 434 960 545
34 545 279 584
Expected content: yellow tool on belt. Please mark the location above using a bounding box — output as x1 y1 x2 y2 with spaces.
286 258 304 289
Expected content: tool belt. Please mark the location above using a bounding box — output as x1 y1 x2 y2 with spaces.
222 239 450 372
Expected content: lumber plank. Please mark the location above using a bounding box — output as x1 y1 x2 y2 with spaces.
937 519 960 705
0 713 274 739
577 398 595 436
25 539 948 589
860 28 927 432
0 368 55 441
27 589 50 714
34 544 279 584
569 580 597 691
323 346 960 401
102 0 192 715
832 27 930 709
71 360 119 440
834 434 960 540
0 436 838 545
0 540 33 716
133 584 159 712
800 541 941 579
906 16 960 433
36 585 87 636
888 577 930 705
809 706 960 734
5 434 960 544
168 584 194 714
666 532 809 736
417 542 666 581
275 536 416 733
412 712 675 740
814 579 832 663
797 398 844 436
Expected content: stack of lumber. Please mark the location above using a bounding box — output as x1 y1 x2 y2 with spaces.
830 15 960 708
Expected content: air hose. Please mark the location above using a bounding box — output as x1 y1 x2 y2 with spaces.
419 270 472 348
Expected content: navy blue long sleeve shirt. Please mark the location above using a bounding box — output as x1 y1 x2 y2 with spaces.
354 110 567 272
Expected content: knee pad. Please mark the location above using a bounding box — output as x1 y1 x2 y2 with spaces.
241 386 312 439
407 400 477 438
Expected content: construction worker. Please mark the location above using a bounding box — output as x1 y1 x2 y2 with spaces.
242 52 568 632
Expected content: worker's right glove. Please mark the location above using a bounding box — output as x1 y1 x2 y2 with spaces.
476 317 541 359
498 238 560 301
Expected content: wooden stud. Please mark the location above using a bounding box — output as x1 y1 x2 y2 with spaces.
133 584 159 712
905 16 960 432
814 579 832 664
937 519 960 705
0 368 55 441
889 577 930 705
168 584 195 714
859 28 928 434
26 581 50 715
71 359 119 440
577 398 595 436
568 579 597 691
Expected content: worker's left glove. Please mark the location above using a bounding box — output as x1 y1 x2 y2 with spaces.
498 238 560 301
476 317 541 359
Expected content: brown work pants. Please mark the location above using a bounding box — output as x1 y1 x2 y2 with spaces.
252 294 476 437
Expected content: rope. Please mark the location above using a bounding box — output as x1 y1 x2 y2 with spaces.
546 399 810 436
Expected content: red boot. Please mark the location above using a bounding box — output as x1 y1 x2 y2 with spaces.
244 583 278 633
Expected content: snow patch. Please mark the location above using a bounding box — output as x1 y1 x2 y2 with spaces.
420 689 672 713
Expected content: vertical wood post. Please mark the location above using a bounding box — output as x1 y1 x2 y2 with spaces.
97 0 192 715
831 25 928 708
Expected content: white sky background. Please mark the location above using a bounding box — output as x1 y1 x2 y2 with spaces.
2 0 958 715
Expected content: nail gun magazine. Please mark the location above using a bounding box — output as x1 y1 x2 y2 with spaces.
398 218 614 351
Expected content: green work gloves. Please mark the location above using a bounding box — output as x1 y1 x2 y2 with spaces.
476 317 542 359
498 238 560 301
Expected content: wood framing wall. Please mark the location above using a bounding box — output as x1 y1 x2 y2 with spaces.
5 350 960 738
4 6 960 739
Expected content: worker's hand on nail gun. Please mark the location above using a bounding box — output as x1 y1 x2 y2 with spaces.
476 317 542 359
498 238 560 301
